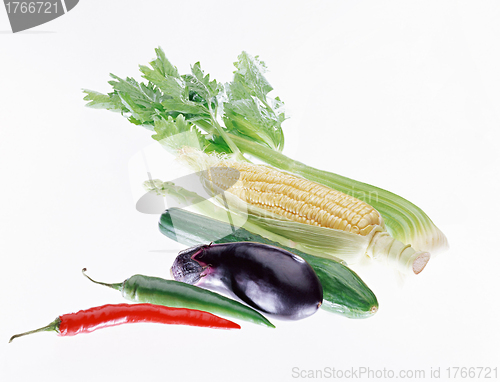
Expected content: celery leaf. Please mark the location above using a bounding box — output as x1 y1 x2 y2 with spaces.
224 52 285 151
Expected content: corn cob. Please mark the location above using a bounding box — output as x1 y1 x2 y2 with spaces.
206 161 383 236
180 149 431 274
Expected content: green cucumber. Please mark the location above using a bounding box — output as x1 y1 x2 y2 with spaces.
159 208 378 319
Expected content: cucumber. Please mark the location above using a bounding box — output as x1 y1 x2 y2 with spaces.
159 208 378 319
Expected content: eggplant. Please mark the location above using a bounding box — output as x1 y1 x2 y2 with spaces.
171 242 323 320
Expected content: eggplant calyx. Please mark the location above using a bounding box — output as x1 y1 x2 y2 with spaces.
171 251 204 284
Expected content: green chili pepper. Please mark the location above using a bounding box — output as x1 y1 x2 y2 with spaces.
82 268 275 328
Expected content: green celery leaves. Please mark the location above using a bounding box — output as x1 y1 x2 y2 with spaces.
83 48 286 156
224 52 286 151
152 115 208 154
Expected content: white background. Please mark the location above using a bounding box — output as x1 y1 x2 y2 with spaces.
1 1 499 381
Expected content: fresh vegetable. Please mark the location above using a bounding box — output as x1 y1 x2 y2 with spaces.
82 268 274 328
203 159 382 236
148 166 426 275
83 47 448 255
9 303 240 342
228 133 448 254
160 207 378 318
179 149 431 274
171 242 323 320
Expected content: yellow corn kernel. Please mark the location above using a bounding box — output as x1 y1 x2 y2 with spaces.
206 161 383 236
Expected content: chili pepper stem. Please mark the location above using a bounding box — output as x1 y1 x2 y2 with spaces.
82 268 122 291
9 317 61 343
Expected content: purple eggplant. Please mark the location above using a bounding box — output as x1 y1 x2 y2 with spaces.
171 242 323 320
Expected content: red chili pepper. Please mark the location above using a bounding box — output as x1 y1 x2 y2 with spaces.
9 303 240 342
